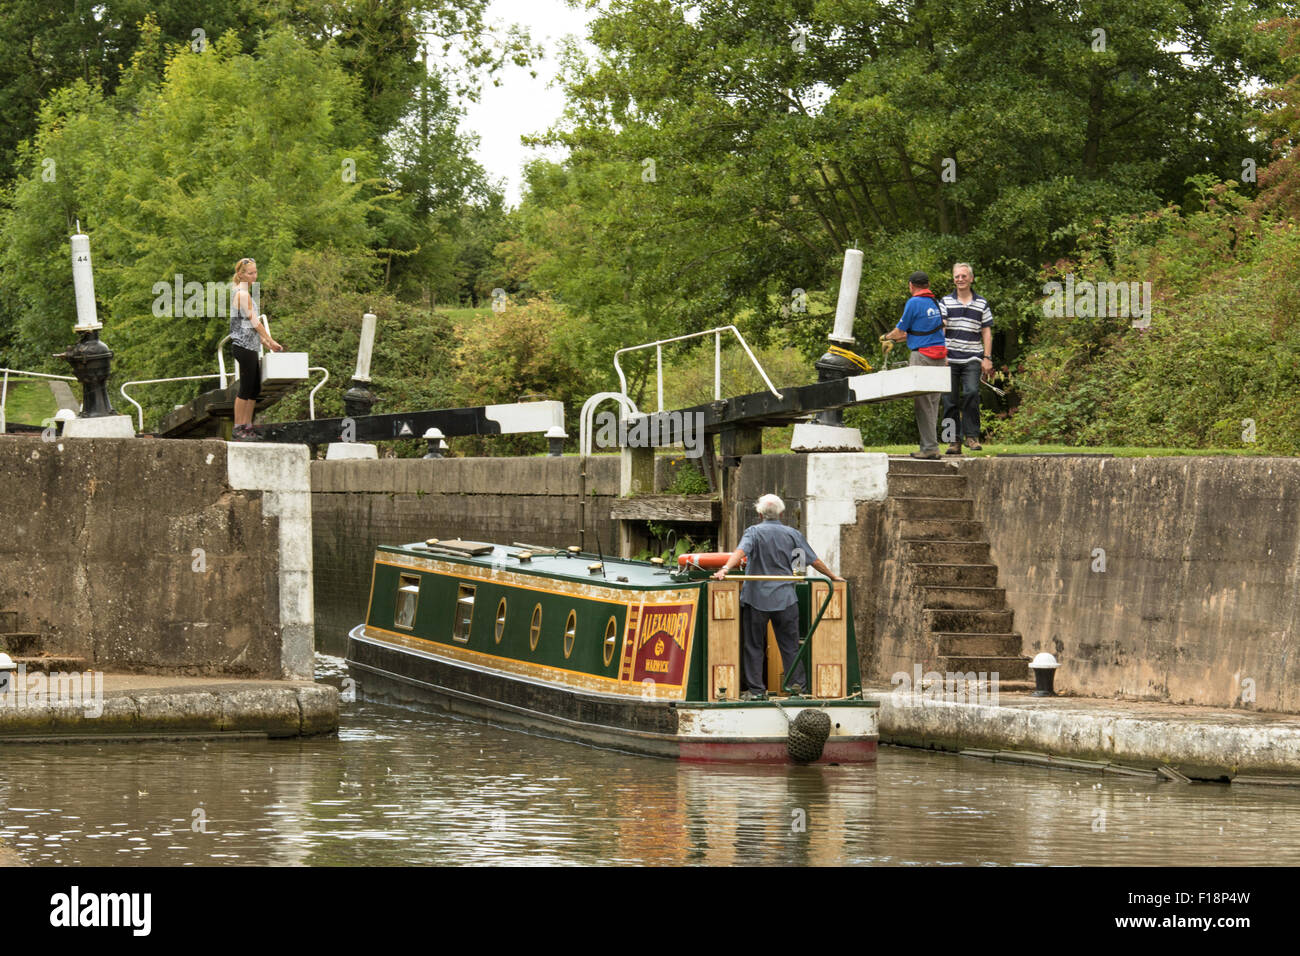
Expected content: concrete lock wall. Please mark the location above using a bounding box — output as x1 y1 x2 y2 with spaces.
311 456 624 649
960 457 1300 712
0 437 313 679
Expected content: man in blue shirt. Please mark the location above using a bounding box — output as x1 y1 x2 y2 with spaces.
712 494 844 698
939 262 994 454
881 271 948 459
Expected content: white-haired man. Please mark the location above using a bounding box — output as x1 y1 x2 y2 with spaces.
712 494 843 698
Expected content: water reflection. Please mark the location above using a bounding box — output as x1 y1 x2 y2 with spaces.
0 654 1296 865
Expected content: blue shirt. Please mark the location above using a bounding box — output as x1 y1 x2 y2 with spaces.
896 294 945 350
939 291 993 364
736 519 819 611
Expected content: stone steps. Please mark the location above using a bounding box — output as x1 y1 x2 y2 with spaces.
0 611 76 670
898 518 986 542
886 457 960 476
887 461 1029 689
888 473 969 497
910 562 1000 587
938 655 1031 682
904 540 990 565
935 632 1024 657
0 632 44 655
8 655 90 674
925 608 1014 633
892 496 974 520
918 585 1007 610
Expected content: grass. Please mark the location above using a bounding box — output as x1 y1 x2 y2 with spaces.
512 441 1260 460
862 442 1257 457
1 380 58 426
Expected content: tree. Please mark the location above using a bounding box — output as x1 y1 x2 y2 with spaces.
0 26 380 424
516 0 1294 367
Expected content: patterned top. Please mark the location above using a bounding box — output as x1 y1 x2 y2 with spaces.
736 519 820 612
939 291 993 364
230 285 261 351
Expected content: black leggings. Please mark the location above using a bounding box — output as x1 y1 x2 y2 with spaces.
232 344 261 400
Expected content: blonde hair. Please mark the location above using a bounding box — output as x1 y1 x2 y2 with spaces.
232 257 256 286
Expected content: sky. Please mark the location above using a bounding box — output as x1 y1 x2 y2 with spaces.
458 0 599 207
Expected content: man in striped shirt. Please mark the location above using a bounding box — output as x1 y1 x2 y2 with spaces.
938 263 994 454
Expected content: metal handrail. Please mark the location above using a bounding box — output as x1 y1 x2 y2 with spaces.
709 572 838 695
307 366 329 420
216 335 231 389
120 374 225 432
784 578 838 695
613 326 782 411
1 367 79 434
579 391 641 456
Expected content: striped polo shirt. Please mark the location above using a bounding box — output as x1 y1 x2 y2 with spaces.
939 291 993 364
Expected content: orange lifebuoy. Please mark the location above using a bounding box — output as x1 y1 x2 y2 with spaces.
677 553 741 569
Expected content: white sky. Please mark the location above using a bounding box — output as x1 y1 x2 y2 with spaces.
459 0 598 207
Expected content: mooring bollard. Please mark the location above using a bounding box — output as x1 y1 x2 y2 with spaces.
422 427 446 459
1029 652 1060 697
546 425 567 457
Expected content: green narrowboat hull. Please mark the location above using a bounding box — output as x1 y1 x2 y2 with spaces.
345 541 878 762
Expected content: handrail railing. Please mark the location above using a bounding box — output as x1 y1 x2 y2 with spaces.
716 573 837 695
216 334 231 389
612 326 782 411
307 366 329 420
1 368 79 434
578 391 641 457
783 578 838 696
125 320 293 432
120 375 224 432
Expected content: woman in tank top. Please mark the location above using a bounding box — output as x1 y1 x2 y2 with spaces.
230 257 283 439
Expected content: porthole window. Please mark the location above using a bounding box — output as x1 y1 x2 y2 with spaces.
563 610 577 659
394 574 420 629
602 616 618 666
494 598 507 643
529 604 543 650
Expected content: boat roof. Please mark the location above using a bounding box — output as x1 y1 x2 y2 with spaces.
378 540 694 589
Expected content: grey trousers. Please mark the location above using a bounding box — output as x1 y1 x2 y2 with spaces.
742 603 805 692
910 350 947 452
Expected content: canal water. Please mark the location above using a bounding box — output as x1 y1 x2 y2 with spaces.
1 653 1298 866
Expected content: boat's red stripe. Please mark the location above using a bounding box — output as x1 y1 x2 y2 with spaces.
677 738 877 763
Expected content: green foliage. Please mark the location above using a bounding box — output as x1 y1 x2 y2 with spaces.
654 336 815 410
992 181 1300 454
845 396 919 447
0 28 380 426
445 295 588 455
664 461 709 495
505 0 1284 372
636 523 712 563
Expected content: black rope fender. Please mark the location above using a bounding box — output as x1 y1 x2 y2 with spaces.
772 700 833 763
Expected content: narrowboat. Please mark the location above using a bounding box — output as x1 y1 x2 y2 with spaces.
345 539 878 762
